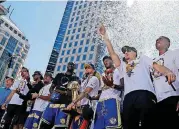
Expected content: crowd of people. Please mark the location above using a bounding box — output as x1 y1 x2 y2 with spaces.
0 25 178 129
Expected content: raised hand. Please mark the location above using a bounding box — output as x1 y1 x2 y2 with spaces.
166 72 176 85
99 24 106 36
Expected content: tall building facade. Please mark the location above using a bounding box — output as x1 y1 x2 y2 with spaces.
0 16 30 84
46 1 105 78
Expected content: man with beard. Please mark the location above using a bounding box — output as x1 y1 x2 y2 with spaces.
24 73 52 129
38 62 80 129
1 67 30 129
99 25 176 129
93 56 124 129
153 36 179 129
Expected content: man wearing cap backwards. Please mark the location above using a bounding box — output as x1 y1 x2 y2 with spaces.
152 36 179 129
1 67 30 129
24 73 52 129
38 62 80 129
93 56 124 129
66 63 100 129
99 25 176 129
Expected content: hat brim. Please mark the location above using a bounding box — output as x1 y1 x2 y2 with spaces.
84 64 91 68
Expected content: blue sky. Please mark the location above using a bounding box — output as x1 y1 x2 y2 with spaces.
3 1 67 76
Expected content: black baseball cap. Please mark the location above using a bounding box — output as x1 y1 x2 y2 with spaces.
102 56 112 62
121 46 137 56
32 71 43 80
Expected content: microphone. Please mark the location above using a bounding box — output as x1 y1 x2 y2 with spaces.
166 76 176 91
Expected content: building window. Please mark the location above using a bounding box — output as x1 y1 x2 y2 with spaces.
0 37 7 45
63 65 66 71
71 18 74 22
78 28 81 32
79 72 83 78
61 50 65 55
5 23 8 27
63 43 67 48
67 50 70 54
79 21 83 26
57 66 61 71
83 27 86 31
76 34 80 39
76 16 79 21
82 33 85 38
71 36 74 40
69 24 72 28
75 64 78 69
74 7 77 10
79 5 82 9
80 40 84 45
65 37 69 41
67 30 70 35
74 41 78 46
88 33 91 37
15 47 21 54
65 57 68 62
85 20 88 24
86 39 90 44
76 1 78 5
72 49 76 54
76 56 80 61
84 3 87 8
84 47 88 52
89 2 92 6
81 15 84 19
81 63 84 69
78 48 82 53
59 58 63 63
74 23 77 27
91 45 95 51
72 29 76 33
83 55 86 60
77 11 80 15
71 56 74 62
89 54 93 60
69 42 72 47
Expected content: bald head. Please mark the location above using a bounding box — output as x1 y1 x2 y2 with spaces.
156 36 170 51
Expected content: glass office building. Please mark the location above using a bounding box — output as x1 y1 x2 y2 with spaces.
46 1 105 78
0 15 30 84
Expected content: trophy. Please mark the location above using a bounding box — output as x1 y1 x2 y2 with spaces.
62 81 81 116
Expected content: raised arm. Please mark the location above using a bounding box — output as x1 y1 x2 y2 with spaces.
99 25 121 67
153 63 176 84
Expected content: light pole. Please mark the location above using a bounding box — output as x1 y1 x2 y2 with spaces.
0 53 20 86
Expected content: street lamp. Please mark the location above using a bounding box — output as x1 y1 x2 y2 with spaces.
0 53 20 86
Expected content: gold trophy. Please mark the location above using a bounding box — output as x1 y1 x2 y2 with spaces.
63 81 81 116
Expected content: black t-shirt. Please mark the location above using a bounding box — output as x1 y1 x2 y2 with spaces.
53 73 80 89
51 73 80 104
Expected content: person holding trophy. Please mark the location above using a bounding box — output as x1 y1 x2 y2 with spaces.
66 63 100 129
38 62 80 129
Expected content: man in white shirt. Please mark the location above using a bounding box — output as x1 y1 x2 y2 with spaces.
153 36 179 129
99 25 176 129
24 73 52 129
1 67 30 129
93 56 123 129
67 63 100 129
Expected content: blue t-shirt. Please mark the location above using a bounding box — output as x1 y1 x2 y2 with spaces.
0 87 11 105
